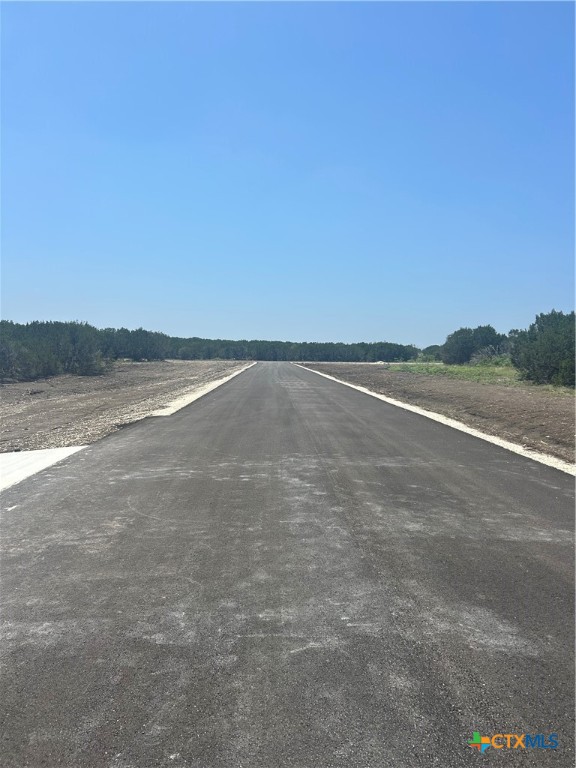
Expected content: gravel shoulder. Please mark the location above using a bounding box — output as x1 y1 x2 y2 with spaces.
303 362 575 465
0 360 247 452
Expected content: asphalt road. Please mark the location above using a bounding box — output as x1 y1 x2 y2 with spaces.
1 362 573 768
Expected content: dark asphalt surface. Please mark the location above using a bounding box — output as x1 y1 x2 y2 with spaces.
1 362 573 768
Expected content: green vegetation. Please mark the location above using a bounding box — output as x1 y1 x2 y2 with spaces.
420 344 443 361
430 311 574 388
1 309 572 388
169 338 419 364
388 361 521 386
440 325 507 365
0 321 109 380
509 310 575 387
0 320 418 382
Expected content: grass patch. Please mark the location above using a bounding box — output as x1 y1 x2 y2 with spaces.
384 362 573 394
387 361 522 385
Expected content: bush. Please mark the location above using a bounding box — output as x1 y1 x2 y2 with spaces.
509 310 575 387
470 351 511 367
420 345 443 361
441 325 506 365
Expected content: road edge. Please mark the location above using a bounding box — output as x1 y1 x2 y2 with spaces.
1 363 258 492
0 446 87 493
293 363 575 476
149 362 257 416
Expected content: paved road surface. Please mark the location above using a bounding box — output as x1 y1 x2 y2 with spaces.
1 362 573 767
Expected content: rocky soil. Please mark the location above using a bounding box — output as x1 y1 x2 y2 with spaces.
0 360 246 452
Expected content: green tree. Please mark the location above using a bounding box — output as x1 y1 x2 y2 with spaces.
471 325 506 351
509 310 575 386
441 328 476 364
441 325 505 364
421 345 442 361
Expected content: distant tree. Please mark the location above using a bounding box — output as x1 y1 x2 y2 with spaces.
441 325 506 364
0 320 422 380
509 310 575 386
421 345 442 361
441 328 476 364
66 322 106 374
0 337 22 381
471 325 505 351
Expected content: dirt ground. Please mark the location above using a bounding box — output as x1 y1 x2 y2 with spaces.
0 360 246 453
304 363 575 465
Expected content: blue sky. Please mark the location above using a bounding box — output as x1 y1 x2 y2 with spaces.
2 2 573 347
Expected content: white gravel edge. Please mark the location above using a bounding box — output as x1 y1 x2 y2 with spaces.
294 363 575 476
0 446 87 493
149 362 257 416
1 363 258 493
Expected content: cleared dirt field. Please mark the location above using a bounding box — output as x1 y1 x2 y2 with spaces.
0 360 246 452
303 362 575 465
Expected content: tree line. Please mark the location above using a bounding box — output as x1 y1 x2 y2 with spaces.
1 309 573 386
0 320 418 382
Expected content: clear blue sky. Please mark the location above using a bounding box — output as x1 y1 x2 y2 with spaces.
2 2 573 347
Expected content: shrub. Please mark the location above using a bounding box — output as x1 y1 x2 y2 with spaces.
509 310 575 386
441 325 506 365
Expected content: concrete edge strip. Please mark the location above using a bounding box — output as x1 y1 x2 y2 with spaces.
293 363 575 476
149 362 257 416
1 363 258 493
0 446 87 493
